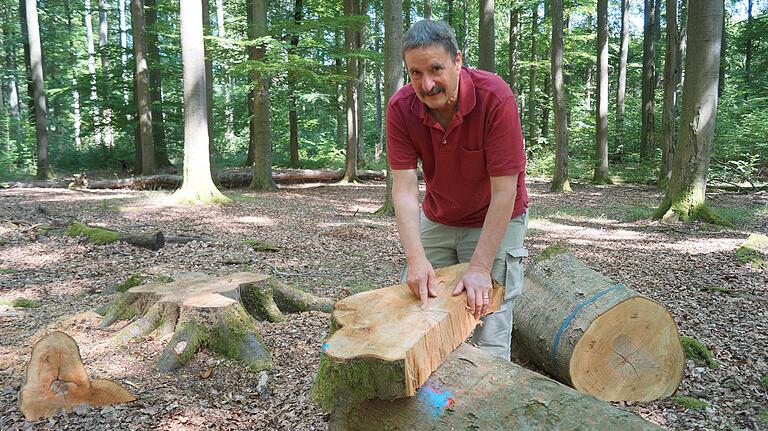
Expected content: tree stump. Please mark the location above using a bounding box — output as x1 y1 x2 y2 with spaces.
99 272 275 372
512 246 685 401
19 331 136 421
313 264 504 410
330 343 661 430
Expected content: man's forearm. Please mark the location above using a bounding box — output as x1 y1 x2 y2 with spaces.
392 172 426 263
469 177 518 272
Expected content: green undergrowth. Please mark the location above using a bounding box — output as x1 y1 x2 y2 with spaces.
66 222 120 243
117 273 145 292
736 234 768 270
674 396 709 410
760 374 768 388
0 268 17 274
680 336 718 369
0 297 42 308
702 285 736 295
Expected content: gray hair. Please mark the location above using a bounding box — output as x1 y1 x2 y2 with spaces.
402 20 459 62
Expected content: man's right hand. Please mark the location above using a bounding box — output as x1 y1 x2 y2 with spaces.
406 257 438 310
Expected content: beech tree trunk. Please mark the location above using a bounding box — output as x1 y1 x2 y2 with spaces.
202 0 216 176
745 0 753 90
478 0 494 72
356 0 366 166
527 4 538 146
131 0 155 175
98 0 113 148
593 0 609 183
84 0 100 148
512 248 685 401
508 6 519 94
331 344 661 430
640 0 656 160
288 0 302 168
616 0 629 155
659 0 680 188
24 0 48 179
145 0 171 167
247 0 276 191
373 11 382 161
375 0 403 216
653 0 724 224
550 0 570 192
64 0 82 149
173 0 229 203
342 0 359 182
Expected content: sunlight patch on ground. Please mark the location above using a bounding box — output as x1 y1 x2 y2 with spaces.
528 219 647 241
237 216 277 226
666 238 745 255
0 243 66 270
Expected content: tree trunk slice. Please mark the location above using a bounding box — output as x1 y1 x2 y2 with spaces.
313 264 504 410
19 331 136 421
99 272 274 372
512 247 685 401
330 343 661 430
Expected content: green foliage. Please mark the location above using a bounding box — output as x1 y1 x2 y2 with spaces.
535 244 570 262
674 396 709 410
66 222 120 243
760 374 768 388
680 336 718 369
2 297 43 308
117 273 145 293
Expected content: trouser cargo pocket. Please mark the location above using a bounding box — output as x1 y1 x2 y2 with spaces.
503 247 528 300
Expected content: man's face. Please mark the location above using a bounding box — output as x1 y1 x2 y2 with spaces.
404 45 462 112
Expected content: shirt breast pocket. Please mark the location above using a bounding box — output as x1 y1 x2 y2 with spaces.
460 147 487 181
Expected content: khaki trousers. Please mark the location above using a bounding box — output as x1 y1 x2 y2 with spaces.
402 211 528 360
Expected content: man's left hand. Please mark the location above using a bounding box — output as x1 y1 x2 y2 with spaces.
452 266 493 320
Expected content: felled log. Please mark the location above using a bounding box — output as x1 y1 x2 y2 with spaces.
313 264 504 410
66 222 164 250
98 272 273 372
330 343 661 431
512 246 685 401
19 331 136 421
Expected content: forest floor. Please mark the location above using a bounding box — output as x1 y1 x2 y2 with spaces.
0 178 766 430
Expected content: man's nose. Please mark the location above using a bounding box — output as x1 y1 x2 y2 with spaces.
422 77 435 93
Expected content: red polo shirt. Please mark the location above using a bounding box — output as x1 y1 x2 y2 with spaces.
386 66 528 227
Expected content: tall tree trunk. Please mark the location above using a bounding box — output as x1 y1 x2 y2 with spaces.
640 0 656 160
374 11 383 161
717 1 725 97
745 0 752 91
64 0 82 149
174 0 229 203
288 0 302 168
375 0 403 216
215 0 233 141
659 0 680 188
24 0 48 179
119 0 128 104
424 0 431 19
478 0 494 72
342 0 359 182
593 0 609 183
98 0 113 148
85 0 101 146
247 0 275 191
446 0 453 25
616 0 629 156
19 0 33 124
335 33 344 150
527 4 538 146
462 0 468 61
131 0 154 174
541 72 550 139
654 0 723 224
508 6 519 93
550 0 570 192
145 0 170 167
356 0 367 166
202 0 216 177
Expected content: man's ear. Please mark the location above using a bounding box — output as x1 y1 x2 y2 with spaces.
455 51 463 69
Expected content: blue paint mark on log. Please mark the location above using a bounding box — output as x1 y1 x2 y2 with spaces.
322 343 330 352
417 384 454 416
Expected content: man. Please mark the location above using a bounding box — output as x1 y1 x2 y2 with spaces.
386 20 529 360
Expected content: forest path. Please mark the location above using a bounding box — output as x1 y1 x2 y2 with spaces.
0 179 766 430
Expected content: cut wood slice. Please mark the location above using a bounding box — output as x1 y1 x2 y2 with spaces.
512 247 685 401
330 343 661 430
19 331 136 421
313 264 504 410
98 272 275 372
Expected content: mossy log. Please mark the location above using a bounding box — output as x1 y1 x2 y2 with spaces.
272 279 334 313
512 247 685 401
330 343 661 431
66 222 164 250
313 264 504 410
98 272 274 372
19 331 136 421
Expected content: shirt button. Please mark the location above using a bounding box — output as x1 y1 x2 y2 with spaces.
442 139 447 145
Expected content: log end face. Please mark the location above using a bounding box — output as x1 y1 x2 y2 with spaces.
569 297 685 401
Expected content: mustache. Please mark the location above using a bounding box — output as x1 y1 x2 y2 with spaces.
420 86 445 97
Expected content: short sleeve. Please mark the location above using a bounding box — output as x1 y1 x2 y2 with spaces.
484 95 526 177
386 100 418 170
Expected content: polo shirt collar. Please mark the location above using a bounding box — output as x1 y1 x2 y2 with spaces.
409 66 477 123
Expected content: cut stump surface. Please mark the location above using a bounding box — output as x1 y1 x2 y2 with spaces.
19 331 136 421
